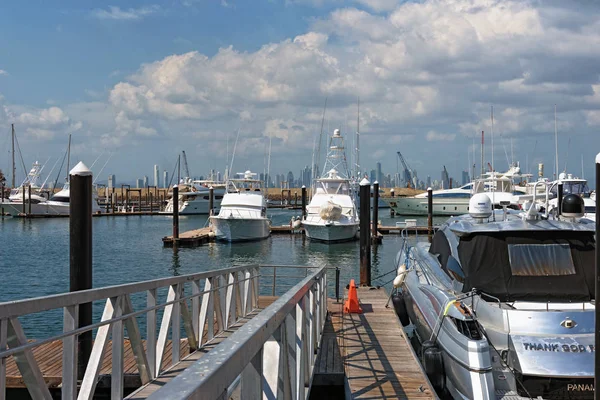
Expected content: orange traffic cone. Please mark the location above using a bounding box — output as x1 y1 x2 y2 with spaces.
344 279 362 313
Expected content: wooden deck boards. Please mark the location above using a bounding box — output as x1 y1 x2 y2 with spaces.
332 288 435 399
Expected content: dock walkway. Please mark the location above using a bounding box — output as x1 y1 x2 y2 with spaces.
318 288 435 399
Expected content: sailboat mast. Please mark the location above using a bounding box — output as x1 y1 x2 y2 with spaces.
554 104 559 179
11 124 15 188
66 134 71 182
356 97 360 179
177 154 181 183
480 130 484 178
491 106 494 175
315 98 327 181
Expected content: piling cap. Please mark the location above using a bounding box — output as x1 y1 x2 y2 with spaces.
373 180 379 185
596 153 600 164
69 161 92 177
302 185 306 188
360 177 370 186
427 187 432 191
173 184 178 189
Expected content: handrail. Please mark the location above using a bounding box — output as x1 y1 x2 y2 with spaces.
0 264 263 400
148 266 327 400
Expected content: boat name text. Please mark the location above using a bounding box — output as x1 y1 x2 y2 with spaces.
523 343 594 353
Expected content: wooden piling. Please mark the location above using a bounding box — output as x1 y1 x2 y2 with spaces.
359 178 371 286
209 186 214 216
69 162 93 379
372 181 379 242
173 185 179 242
28 184 31 215
427 187 433 243
301 186 307 220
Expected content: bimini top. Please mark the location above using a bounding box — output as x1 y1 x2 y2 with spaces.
446 210 595 237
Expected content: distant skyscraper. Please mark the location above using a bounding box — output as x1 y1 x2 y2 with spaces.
136 178 144 189
376 162 382 184
163 170 168 188
143 176 148 188
461 170 470 186
441 169 449 189
108 174 116 189
426 175 431 189
154 165 160 187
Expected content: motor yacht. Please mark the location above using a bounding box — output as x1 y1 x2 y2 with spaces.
303 129 359 243
161 178 226 215
390 183 594 399
209 171 270 242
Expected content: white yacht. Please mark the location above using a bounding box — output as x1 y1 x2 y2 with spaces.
384 166 527 216
303 129 359 243
209 171 270 242
1 161 50 206
161 178 226 215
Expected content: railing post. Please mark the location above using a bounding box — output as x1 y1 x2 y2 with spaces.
111 296 124 400
70 161 93 379
62 305 78 400
241 347 263 400
147 289 157 379
1 318 7 400
295 297 306 400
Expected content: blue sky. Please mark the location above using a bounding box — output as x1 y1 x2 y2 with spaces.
1 0 600 186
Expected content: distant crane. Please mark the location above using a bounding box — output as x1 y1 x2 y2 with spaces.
396 151 413 188
182 150 191 179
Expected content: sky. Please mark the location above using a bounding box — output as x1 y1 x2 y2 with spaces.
1 0 600 185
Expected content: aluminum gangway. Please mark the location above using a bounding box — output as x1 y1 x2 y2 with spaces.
0 264 329 400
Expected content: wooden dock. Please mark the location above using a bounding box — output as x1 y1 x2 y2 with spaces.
162 225 304 247
316 288 435 399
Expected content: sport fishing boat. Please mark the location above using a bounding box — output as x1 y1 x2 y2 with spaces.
209 170 270 242
391 183 594 399
161 178 226 215
303 129 359 243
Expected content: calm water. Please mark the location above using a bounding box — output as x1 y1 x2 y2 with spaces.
0 208 440 338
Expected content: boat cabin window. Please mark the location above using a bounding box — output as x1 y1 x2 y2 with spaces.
507 243 575 276
550 182 589 196
50 196 69 203
319 181 349 195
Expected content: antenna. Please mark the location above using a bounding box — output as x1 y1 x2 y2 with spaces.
66 134 71 182
563 137 571 173
480 130 484 178
581 154 584 179
356 97 360 181
554 104 558 179
229 128 241 176
491 105 495 222
11 124 15 188
266 132 272 194
314 98 327 181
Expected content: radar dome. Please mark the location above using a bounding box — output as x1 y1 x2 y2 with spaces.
561 194 584 218
333 128 341 137
469 193 492 220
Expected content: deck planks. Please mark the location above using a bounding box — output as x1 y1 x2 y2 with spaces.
332 287 435 399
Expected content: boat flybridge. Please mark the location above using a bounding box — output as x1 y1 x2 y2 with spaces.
302 128 359 243
391 181 595 399
161 177 226 215
209 170 270 242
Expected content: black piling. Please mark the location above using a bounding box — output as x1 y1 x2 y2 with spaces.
557 183 563 217
427 187 433 243
372 181 379 243
208 186 214 216
69 162 93 379
149 192 153 213
172 185 179 242
359 179 371 286
301 186 307 220
1 183 4 218
595 154 600 398
390 188 395 217
22 186 25 215
28 184 31 215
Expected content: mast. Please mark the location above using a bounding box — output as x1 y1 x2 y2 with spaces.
315 98 327 181
66 134 71 182
491 106 494 175
11 124 15 188
177 154 181 183
480 130 484 178
554 104 560 179
356 97 360 180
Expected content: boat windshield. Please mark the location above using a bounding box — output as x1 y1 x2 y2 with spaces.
550 181 590 196
457 231 595 302
50 196 69 203
318 180 349 195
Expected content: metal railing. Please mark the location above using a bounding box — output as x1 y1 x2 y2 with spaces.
259 264 340 301
0 265 261 400
147 266 328 400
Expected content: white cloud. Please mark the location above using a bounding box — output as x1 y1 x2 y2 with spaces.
92 5 160 21
426 131 456 142
0 70 8 76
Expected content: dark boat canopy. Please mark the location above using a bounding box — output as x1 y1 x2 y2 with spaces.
455 231 595 302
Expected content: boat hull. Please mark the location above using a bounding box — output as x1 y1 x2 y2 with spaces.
0 201 101 216
160 199 222 215
385 197 470 216
303 221 359 243
210 217 270 242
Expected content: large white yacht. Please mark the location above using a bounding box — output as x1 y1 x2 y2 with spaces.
303 129 359 243
209 171 270 242
161 178 226 215
383 166 528 216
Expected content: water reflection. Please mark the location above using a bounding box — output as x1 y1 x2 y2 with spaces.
170 246 181 276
